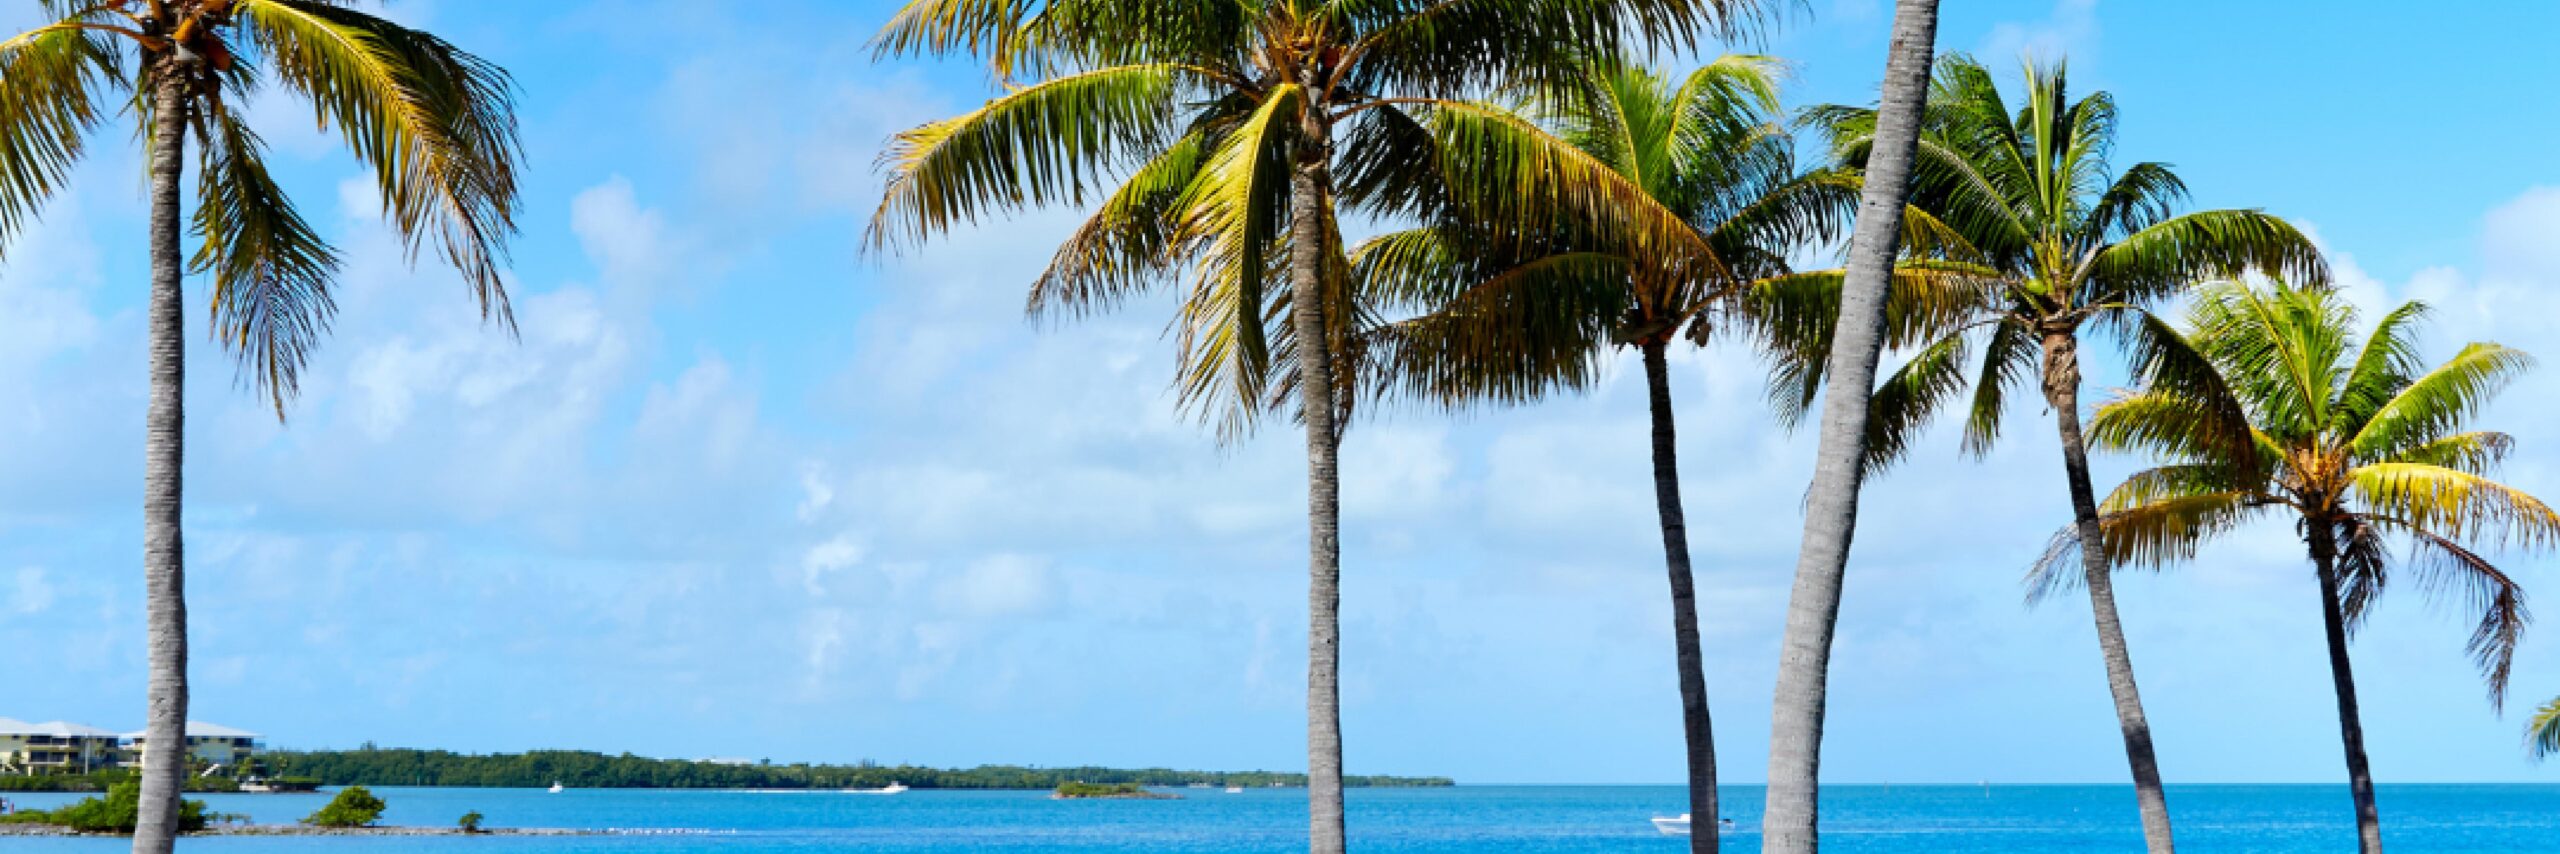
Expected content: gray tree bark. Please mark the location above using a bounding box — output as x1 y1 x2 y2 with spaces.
2041 331 2176 853
132 61 192 854
1761 2 1939 849
1291 104 1347 854
1642 339 1719 853
2309 523 2384 854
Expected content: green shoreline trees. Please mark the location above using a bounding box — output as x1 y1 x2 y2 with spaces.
2054 280 2554 854
0 4 522 853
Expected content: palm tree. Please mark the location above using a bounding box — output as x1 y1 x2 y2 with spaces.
1351 57 1984 852
865 2 1760 849
1789 55 2327 852
2054 279 2554 854
2532 696 2560 760
0 3 520 851
1760 1 1939 848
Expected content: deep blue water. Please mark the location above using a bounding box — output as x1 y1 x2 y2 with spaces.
5 784 2556 852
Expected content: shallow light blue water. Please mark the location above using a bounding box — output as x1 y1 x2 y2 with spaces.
5 784 2555 852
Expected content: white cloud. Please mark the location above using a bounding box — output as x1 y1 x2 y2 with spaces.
935 554 1056 619
1980 0 2100 67
802 534 865 597
8 567 53 615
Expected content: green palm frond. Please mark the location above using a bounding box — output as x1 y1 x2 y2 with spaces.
2347 342 2535 464
2531 696 2560 760
1168 84 1302 439
2331 300 2430 434
1030 129 1213 320
1356 241 1623 409
2081 209 2327 307
2395 431 2516 476
1742 263 1999 426
0 20 120 255
1428 99 1718 276
1862 331 1971 471
1958 317 2034 456
2026 488 2260 602
233 0 523 326
868 63 1186 251
191 105 343 417
2350 463 2560 552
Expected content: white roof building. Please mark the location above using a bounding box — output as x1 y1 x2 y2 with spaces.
122 722 259 740
0 719 119 739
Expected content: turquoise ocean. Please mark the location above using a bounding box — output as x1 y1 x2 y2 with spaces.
6 784 2557 851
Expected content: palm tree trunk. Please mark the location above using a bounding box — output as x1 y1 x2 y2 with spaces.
1290 111 1347 854
2040 332 2176 853
132 64 192 854
2308 523 2384 854
1762 2 1939 850
1642 339 1717 854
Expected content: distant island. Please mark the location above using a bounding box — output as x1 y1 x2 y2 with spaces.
1052 781 1178 800
178 749 1451 791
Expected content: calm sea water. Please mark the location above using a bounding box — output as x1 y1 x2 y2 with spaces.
5 784 2556 852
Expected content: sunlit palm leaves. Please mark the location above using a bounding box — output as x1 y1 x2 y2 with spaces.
1798 54 2325 470
2057 280 2556 705
1 0 523 413
2533 696 2560 760
868 0 1767 437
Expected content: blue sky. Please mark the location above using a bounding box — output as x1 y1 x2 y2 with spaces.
4 0 2559 786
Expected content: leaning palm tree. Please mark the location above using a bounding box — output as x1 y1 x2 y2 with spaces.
2052 279 2553 854
1352 57 1980 853
865 2 1760 849
1793 54 2325 853
1 3 520 851
1757 1 1937 848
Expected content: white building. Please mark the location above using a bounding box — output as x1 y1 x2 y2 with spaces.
0 718 123 775
122 722 261 771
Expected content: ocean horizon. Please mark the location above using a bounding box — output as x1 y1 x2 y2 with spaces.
8 783 2557 851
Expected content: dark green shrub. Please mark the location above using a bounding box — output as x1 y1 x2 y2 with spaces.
457 811 484 833
11 783 209 833
303 785 387 828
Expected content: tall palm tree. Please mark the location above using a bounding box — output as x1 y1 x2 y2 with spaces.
865 2 1760 849
1760 1 1939 848
1790 55 2326 852
0 3 520 850
1351 58 1980 853
2053 279 2553 854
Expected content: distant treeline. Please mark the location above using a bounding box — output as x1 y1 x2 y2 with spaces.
0 771 241 793
257 749 1453 790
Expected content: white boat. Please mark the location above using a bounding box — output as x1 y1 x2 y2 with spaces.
548 782 564 794
1224 786 1243 794
1653 815 1736 836
850 782 909 794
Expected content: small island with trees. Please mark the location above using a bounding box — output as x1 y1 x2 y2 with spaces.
1052 782 1177 800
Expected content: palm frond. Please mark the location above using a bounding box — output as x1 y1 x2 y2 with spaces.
1167 84 1302 440
868 63 1186 251
2026 488 2259 601
2081 209 2326 307
2363 514 2530 707
191 105 343 418
2531 696 2560 760
2349 462 2560 553
2347 342 2535 465
0 20 119 256
234 0 522 326
1029 128 1212 320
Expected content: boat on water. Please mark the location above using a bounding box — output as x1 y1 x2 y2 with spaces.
548 782 564 794
849 782 909 794
1652 814 1736 836
1224 786 1244 794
